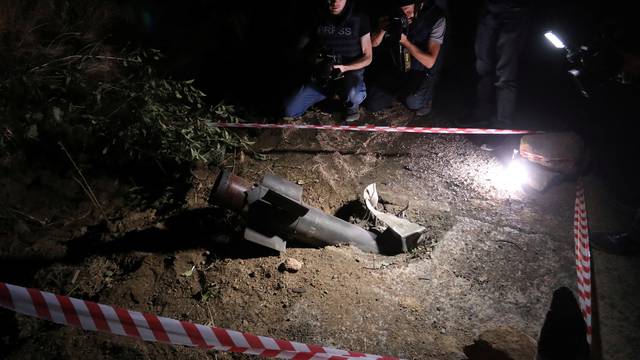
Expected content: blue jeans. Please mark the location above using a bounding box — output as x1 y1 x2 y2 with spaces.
283 69 366 118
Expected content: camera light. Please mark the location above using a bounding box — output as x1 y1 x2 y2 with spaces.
490 150 529 193
544 31 566 49
503 158 529 191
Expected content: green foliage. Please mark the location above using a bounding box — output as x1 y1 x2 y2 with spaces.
0 48 251 164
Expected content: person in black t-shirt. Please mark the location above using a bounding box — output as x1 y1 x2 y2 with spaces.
283 0 372 123
364 0 446 117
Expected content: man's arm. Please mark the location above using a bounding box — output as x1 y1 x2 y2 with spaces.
371 17 390 47
400 17 445 69
399 35 441 69
334 33 373 73
371 29 386 47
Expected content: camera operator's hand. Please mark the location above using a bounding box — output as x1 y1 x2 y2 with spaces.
399 33 410 47
333 64 347 73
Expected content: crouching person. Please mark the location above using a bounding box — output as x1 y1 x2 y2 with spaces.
283 0 372 123
364 0 446 117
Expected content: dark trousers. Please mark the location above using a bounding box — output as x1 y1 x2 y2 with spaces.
363 70 435 112
474 10 529 127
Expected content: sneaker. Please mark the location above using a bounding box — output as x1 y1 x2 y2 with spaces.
343 107 360 123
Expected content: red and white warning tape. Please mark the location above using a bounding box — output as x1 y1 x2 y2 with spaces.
519 149 548 163
213 122 536 135
519 149 573 163
0 282 400 360
574 180 593 345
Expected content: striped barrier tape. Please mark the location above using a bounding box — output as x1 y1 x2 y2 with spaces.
0 282 400 360
213 122 537 135
519 149 574 163
519 149 549 163
574 180 593 345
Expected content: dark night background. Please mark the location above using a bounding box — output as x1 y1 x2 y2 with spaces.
0 2 639 358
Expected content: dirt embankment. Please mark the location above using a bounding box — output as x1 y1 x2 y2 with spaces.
2 107 581 359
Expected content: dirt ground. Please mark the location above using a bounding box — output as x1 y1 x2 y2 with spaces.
1 104 638 359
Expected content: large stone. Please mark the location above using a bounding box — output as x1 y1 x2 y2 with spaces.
525 162 563 192
464 327 537 360
519 132 584 174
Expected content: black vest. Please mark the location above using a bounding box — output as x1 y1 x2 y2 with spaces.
407 3 445 73
315 2 365 62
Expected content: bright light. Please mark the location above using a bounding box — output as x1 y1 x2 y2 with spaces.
504 159 529 190
497 159 529 191
544 31 566 49
491 152 529 193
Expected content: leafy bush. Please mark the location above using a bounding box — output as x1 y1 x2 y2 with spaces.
0 1 251 165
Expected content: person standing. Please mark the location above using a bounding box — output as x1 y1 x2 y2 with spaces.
460 0 531 149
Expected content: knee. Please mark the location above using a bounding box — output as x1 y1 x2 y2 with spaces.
347 88 366 106
283 97 304 118
283 106 301 118
476 60 492 76
346 82 366 106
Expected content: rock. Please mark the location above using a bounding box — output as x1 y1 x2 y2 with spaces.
464 327 537 360
524 162 563 192
279 258 303 273
519 132 584 174
154 222 168 230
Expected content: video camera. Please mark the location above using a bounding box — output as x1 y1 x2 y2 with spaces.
386 15 409 43
383 15 411 72
545 31 626 98
565 44 621 98
311 52 344 86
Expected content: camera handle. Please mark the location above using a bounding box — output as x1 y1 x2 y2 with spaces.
569 69 590 98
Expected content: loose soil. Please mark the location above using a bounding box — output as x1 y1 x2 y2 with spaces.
1 104 638 359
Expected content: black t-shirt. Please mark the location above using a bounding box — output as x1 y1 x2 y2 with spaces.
315 2 370 62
